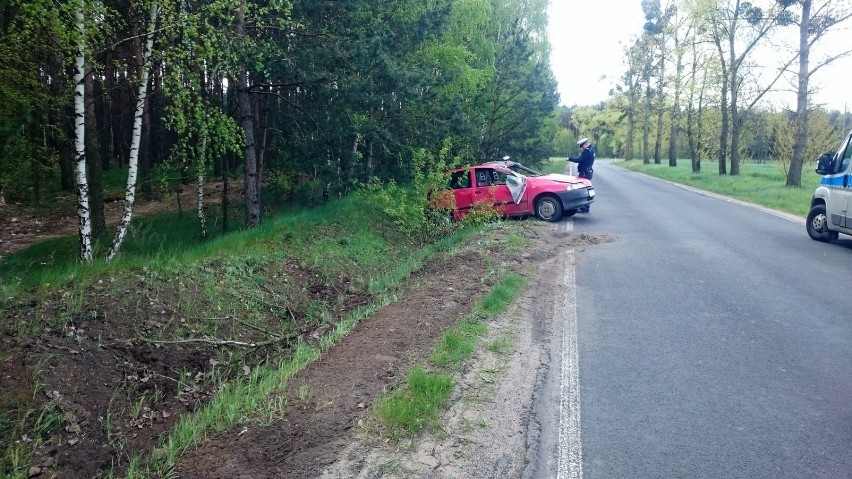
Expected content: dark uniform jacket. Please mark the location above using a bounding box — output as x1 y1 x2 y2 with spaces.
569 145 595 180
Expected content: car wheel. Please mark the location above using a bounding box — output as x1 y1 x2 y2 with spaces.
806 204 838 242
535 196 563 222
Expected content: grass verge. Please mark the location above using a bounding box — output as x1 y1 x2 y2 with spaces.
375 272 528 438
611 159 820 217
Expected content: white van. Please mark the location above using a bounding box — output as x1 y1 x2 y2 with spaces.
807 129 852 242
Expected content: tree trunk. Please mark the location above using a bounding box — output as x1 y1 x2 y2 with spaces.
713 33 729 176
197 138 208 240
668 105 679 167
107 0 157 261
48 53 75 192
669 39 684 168
222 159 230 234
134 24 154 200
95 69 112 171
255 92 269 223
654 57 665 164
85 67 107 238
236 0 261 227
729 64 741 176
786 0 811 187
97 59 113 172
74 5 93 263
626 87 636 161
643 80 652 164
366 136 374 179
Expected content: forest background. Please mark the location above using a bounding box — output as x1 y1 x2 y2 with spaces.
1 0 851 264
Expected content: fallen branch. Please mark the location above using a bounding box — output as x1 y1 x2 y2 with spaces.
139 332 298 349
233 316 284 340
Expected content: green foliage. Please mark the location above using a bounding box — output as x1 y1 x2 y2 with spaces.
476 273 527 319
431 318 488 368
357 140 467 244
358 178 448 245
375 366 454 439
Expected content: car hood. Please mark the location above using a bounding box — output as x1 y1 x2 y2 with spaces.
539 173 590 186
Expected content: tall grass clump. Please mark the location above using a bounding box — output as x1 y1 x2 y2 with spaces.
374 366 453 439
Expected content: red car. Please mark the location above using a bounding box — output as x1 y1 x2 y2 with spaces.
431 161 595 222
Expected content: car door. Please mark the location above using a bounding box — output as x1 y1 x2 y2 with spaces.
470 166 528 216
447 168 475 220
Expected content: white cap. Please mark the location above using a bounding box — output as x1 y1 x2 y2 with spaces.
577 138 589 146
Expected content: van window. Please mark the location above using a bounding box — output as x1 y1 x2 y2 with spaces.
839 136 852 173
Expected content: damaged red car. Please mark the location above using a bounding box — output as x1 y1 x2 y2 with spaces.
430 161 595 222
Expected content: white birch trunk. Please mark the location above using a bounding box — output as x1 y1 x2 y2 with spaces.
74 4 93 263
107 0 158 261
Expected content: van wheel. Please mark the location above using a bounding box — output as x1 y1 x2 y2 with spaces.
535 196 563 222
806 204 838 242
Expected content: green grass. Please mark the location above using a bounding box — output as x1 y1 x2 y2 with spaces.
431 318 488 368
475 273 527 319
431 272 526 369
376 272 528 437
374 366 454 439
0 192 432 300
611 159 820 217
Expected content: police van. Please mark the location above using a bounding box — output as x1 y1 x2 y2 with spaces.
807 129 852 242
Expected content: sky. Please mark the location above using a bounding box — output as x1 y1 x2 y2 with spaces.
546 0 852 112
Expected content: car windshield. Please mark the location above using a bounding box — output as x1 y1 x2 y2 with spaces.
500 162 543 178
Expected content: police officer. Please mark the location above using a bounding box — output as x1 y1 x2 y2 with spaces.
568 137 595 180
568 137 595 212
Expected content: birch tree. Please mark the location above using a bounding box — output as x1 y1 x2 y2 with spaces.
667 4 695 167
73 2 93 263
684 28 716 173
106 0 158 260
701 0 793 175
781 0 852 186
643 0 676 164
619 38 648 161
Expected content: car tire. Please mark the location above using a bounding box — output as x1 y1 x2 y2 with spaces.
806 204 838 242
535 196 563 222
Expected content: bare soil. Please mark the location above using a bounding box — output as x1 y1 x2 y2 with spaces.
0 189 612 479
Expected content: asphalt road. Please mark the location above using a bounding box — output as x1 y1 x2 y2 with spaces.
550 160 852 479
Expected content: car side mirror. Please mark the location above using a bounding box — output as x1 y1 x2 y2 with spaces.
815 153 834 175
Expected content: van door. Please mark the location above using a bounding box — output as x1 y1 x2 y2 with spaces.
827 132 852 231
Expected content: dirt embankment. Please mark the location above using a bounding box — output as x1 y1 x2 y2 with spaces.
173 225 612 479
1 192 612 479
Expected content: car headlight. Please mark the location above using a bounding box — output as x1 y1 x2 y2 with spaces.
566 183 587 190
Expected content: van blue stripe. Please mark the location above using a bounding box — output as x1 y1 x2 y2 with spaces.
820 176 846 187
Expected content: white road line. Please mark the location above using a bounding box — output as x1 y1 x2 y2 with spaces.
557 243 583 479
